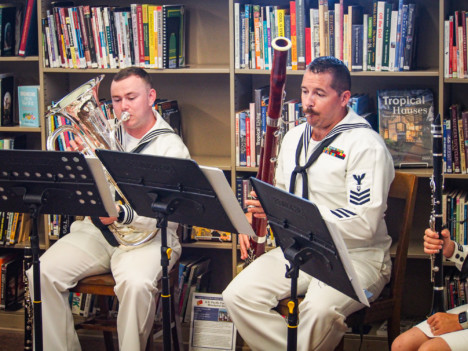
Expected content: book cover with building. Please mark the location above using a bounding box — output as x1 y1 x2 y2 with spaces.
377 89 434 167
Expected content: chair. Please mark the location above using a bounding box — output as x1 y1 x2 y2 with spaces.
276 171 418 350
70 264 184 351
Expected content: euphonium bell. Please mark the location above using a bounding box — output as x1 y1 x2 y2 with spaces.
46 74 159 247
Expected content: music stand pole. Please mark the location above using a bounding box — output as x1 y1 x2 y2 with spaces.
152 203 175 351
26 201 43 351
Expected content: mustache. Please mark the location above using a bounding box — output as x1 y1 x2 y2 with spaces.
303 108 318 115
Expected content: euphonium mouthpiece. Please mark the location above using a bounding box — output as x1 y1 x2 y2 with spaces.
120 111 130 122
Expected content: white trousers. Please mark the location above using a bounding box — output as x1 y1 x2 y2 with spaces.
26 219 181 351
223 247 390 351
417 304 468 351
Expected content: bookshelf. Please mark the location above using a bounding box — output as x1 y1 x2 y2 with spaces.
0 0 466 344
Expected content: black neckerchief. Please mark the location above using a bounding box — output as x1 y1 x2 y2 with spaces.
289 133 340 199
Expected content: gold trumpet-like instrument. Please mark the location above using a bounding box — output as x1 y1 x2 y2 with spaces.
46 75 158 247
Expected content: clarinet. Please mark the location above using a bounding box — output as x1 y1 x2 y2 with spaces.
23 247 33 350
429 113 445 315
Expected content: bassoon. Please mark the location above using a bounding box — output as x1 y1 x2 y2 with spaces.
429 113 445 315
247 37 292 262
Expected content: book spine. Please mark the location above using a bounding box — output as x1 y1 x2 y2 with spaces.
403 3 417 71
451 104 461 174
375 1 385 72
234 3 240 70
296 0 306 70
18 0 35 56
83 6 97 68
328 10 335 58
90 7 103 69
142 4 150 66
130 5 139 66
381 3 392 71
59 7 73 68
77 6 92 68
53 8 66 68
137 5 145 67
71 8 86 68
388 11 398 72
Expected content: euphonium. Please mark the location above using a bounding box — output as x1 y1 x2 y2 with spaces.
46 75 158 247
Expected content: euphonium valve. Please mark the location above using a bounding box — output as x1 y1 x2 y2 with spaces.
45 75 159 247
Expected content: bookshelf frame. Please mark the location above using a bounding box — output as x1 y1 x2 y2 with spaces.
0 0 467 343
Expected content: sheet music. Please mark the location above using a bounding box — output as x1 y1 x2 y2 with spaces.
199 166 256 237
85 157 118 217
324 219 370 307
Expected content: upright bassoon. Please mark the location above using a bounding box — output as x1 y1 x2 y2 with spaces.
248 37 292 261
429 113 445 315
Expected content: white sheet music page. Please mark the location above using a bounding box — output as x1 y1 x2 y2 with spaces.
199 165 256 237
324 219 371 307
84 157 118 217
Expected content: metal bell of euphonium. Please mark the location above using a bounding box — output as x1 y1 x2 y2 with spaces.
46 75 159 247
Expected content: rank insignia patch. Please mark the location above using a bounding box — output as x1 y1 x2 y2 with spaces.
349 173 370 205
323 146 346 159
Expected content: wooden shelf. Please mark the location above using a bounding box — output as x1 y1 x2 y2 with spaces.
0 56 39 62
43 64 230 74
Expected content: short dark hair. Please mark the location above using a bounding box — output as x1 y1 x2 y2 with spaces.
306 56 351 95
113 66 153 88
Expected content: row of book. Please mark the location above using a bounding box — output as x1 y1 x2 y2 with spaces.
443 10 468 79
445 274 467 311
0 252 24 311
0 73 40 128
0 1 38 57
47 215 74 240
42 3 185 70
235 95 304 168
177 256 211 323
0 213 31 247
444 188 468 247
444 104 468 174
234 0 418 72
0 134 30 248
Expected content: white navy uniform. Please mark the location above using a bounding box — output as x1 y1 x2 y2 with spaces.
27 111 190 351
416 242 468 350
223 108 395 351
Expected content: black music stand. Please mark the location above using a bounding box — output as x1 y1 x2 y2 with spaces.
250 177 370 351
95 149 255 351
0 150 117 351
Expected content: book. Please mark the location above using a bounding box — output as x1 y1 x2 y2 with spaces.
0 4 18 56
155 99 182 137
181 257 211 322
377 89 434 167
18 86 40 127
0 74 14 126
162 5 185 69
450 104 462 174
18 0 38 56
191 226 232 242
0 255 24 310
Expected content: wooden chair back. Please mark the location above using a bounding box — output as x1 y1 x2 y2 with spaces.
337 171 418 349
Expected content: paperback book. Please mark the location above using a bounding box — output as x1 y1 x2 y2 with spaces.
18 85 40 127
378 89 434 167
